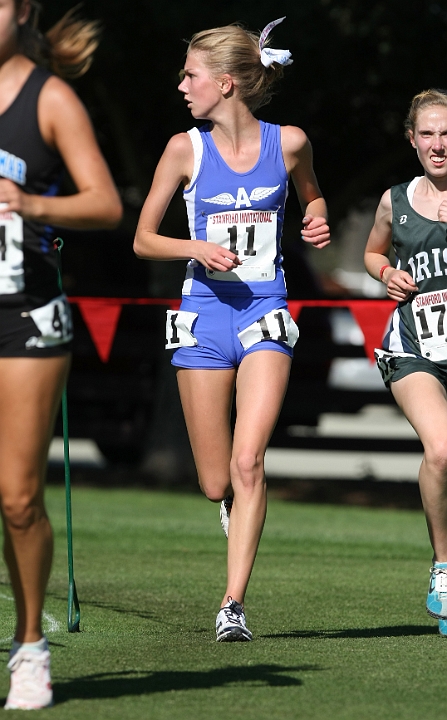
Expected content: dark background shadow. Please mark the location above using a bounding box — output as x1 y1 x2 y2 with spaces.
262 624 437 640
46 664 323 703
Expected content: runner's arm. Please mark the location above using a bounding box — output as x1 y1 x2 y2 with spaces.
365 190 418 301
281 125 330 249
133 133 240 271
0 76 122 229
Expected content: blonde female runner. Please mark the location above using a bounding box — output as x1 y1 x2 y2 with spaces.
134 18 329 642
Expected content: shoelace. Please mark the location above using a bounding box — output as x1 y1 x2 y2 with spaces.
8 651 50 673
430 566 447 576
222 598 244 625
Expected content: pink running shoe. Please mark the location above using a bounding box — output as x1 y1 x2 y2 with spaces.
5 648 53 710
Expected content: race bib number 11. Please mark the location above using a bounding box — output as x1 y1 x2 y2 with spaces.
238 308 299 350
165 310 198 349
205 209 277 282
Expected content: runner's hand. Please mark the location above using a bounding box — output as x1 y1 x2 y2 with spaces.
194 241 241 272
0 179 33 218
384 268 418 302
301 215 330 249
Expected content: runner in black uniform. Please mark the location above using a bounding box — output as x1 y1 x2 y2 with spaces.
0 1 122 709
365 89 447 638
0 65 71 355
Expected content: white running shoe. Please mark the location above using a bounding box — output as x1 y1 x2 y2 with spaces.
216 597 252 642
5 648 53 710
220 496 233 538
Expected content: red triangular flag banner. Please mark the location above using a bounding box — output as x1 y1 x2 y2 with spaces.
348 300 395 362
68 296 398 364
77 299 123 363
287 300 304 322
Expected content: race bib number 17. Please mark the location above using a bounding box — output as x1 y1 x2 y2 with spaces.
412 289 447 361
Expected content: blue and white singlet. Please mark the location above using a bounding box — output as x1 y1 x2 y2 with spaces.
182 121 289 298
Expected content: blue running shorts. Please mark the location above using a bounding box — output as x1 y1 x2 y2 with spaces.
166 295 298 370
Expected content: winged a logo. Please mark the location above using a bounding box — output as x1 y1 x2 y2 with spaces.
202 185 280 207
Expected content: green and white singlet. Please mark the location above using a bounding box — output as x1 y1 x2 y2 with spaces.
382 176 447 364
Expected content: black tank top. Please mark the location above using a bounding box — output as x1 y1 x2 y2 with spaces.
0 66 64 308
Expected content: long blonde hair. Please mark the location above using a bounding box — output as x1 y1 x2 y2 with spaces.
187 24 286 112
404 89 447 138
16 1 100 78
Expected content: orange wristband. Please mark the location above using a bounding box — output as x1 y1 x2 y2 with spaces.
379 265 390 281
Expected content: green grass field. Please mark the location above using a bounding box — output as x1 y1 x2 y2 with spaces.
0 486 439 719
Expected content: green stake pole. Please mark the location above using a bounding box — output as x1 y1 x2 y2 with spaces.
55 238 80 632
61 385 80 632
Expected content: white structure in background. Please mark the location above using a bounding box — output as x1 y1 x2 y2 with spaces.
49 438 106 468
328 307 387 391
265 446 421 481
265 406 421 482
325 201 392 391
331 200 387 299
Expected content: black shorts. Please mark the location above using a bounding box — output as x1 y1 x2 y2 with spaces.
0 295 73 358
375 349 447 390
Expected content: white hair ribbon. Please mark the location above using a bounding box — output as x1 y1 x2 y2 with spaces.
259 17 293 68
